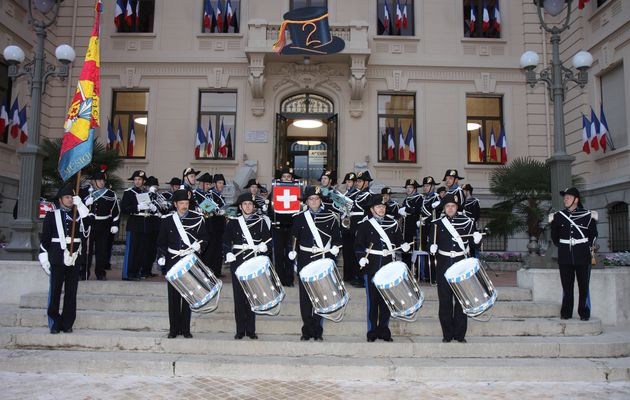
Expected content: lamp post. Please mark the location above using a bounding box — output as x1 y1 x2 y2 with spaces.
520 0 593 211
3 0 75 260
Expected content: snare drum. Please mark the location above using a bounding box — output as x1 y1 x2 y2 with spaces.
235 256 285 316
444 258 497 317
166 254 223 313
372 261 424 322
299 258 348 322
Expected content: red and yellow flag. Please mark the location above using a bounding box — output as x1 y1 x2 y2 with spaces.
58 1 101 181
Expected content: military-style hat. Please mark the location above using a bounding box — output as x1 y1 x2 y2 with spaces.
442 193 460 207
233 192 258 207
244 179 261 189
91 165 108 181
422 176 436 186
56 182 75 199
356 170 373 182
167 177 182 186
342 172 357 183
260 185 268 194
437 186 447 194
461 184 473 192
128 170 147 181
559 187 580 198
145 176 159 187
213 174 226 184
368 194 387 208
302 185 324 202
183 167 200 177
276 165 296 180
197 173 213 183
172 189 192 203
319 170 336 185
404 178 420 188
443 169 464 181
381 187 393 195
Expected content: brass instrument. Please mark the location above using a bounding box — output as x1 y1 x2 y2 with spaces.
331 190 354 229
153 191 171 212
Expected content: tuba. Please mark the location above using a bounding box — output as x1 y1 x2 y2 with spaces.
331 190 354 228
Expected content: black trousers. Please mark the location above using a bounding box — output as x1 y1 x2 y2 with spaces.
299 278 323 338
273 225 293 286
364 272 391 340
436 255 467 341
231 268 256 335
342 230 358 281
123 230 147 279
208 233 224 276
559 263 591 319
167 282 191 335
85 229 110 279
141 230 158 277
47 263 79 332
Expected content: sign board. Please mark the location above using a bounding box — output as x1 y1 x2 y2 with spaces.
245 130 269 143
309 149 327 165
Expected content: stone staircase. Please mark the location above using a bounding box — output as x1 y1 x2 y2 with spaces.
0 280 629 382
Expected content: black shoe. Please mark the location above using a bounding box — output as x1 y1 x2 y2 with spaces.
367 337 376 342
234 333 245 340
300 335 310 341
96 276 107 281
78 277 87 281
456 338 467 343
442 338 451 343
247 333 258 340
167 332 177 339
381 337 393 342
62 328 73 333
313 336 323 341
580 317 590 321
561 316 571 320
50 329 60 334
105 266 112 270
183 332 193 338
123 277 140 281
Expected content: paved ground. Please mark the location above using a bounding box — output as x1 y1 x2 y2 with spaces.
2 372 629 400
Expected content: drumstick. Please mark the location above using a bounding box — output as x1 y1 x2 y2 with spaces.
170 240 205 259
241 238 273 260
310 245 343 259
459 232 488 239
359 243 374 270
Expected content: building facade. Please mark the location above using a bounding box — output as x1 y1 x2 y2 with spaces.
1 0 628 253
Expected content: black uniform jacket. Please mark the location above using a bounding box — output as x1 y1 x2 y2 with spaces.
85 188 120 232
121 186 155 233
349 189 374 229
223 213 272 268
157 210 210 273
550 207 598 265
290 208 342 271
355 215 403 276
402 192 423 239
431 213 475 258
463 196 481 225
39 207 92 266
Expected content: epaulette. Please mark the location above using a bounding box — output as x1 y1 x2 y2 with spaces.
591 210 598 221
548 212 556 224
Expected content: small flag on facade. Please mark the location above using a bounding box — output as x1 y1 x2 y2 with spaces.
599 104 609 153
387 126 395 160
115 0 125 29
9 97 20 139
398 125 405 160
589 107 600 151
18 106 28 144
581 114 591 155
128 123 135 157
218 119 227 158
482 0 490 32
216 0 223 33
498 126 507 163
106 119 116 150
405 124 415 162
494 0 501 32
195 122 206 158
477 129 485 161
489 127 497 162
207 118 214 157
0 96 9 134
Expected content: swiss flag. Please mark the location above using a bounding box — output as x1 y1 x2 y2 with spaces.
273 184 301 214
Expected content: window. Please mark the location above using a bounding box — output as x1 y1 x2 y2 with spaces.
0 59 10 144
378 94 416 163
197 91 237 160
115 0 155 33
478 210 507 251
609 202 630 252
290 0 327 9
377 0 414 36
600 64 627 149
202 0 240 33
466 95 504 164
597 0 609 7
463 0 501 39
111 90 149 158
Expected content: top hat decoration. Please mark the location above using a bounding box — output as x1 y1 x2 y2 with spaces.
273 7 345 55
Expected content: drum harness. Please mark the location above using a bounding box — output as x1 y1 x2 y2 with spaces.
438 218 469 258
231 216 271 259
168 213 203 259
300 211 339 259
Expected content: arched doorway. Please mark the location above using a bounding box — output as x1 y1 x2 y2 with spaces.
276 93 338 185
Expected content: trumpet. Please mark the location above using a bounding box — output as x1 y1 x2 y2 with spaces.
152 191 171 212
331 190 354 228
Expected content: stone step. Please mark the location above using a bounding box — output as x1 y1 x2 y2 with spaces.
72 281 533 301
19 292 560 318
2 327 628 359
0 306 602 337
0 348 628 382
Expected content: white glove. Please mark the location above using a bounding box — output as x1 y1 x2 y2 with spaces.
110 226 119 235
218 209 226 216
157 257 166 266
149 203 157 213
38 253 51 276
398 207 407 217
225 252 236 263
191 241 201 252
72 196 89 218
416 220 421 228
431 200 441 208
262 205 268 212
430 244 438 255
330 245 340 256
137 202 150 211
359 257 369 267
288 251 297 260
473 231 483 244
257 242 268 253
149 186 157 193
85 197 94 206
401 242 411 253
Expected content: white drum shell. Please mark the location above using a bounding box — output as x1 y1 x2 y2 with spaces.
299 258 348 322
372 261 424 322
166 254 222 313
445 258 497 317
235 256 285 315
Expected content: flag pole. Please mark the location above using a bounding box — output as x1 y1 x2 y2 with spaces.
69 170 82 256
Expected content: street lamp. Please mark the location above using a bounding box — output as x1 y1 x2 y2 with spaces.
3 0 75 260
520 0 593 211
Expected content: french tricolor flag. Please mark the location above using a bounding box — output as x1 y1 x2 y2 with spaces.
398 126 405 159
216 0 223 33
125 0 133 28
128 123 136 157
9 97 20 139
405 124 415 162
494 1 501 32
489 127 497 162
383 1 391 33
395 0 403 31
18 106 28 144
482 0 490 33
581 114 591 155
195 122 206 158
115 0 125 29
116 119 124 152
387 127 395 160
470 3 476 33
225 0 234 32
218 119 227 158
498 126 507 163
0 96 9 134
402 1 408 29
107 118 117 151
589 107 600 152
478 129 485 161
599 104 609 153
207 118 214 157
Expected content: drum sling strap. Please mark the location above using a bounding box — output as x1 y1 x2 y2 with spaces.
237 216 256 248
442 218 467 254
173 213 192 247
304 211 327 250
369 218 394 253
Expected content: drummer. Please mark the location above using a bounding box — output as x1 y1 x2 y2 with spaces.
156 189 209 339
223 193 272 340
288 186 341 341
429 193 482 343
355 194 410 342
